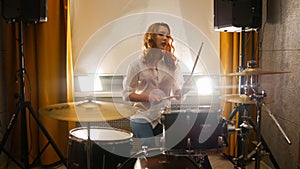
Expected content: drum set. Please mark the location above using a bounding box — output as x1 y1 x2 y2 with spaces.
40 101 227 169
39 61 291 169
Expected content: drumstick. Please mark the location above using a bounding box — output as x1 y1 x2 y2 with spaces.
160 95 179 100
189 42 204 79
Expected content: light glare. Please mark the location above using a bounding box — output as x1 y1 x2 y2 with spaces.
196 77 213 95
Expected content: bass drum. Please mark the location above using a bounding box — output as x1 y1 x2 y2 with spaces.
118 148 199 169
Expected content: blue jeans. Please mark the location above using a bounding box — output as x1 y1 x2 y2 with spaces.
130 118 162 147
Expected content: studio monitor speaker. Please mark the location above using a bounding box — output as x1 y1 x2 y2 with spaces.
214 0 261 32
1 0 47 23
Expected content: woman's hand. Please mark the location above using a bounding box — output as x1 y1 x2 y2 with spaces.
149 94 162 104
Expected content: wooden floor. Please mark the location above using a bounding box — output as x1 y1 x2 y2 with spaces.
1 153 273 169
208 154 273 169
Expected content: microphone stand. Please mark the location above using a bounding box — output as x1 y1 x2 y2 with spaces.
0 21 66 169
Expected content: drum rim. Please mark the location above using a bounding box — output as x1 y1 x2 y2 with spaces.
69 126 133 141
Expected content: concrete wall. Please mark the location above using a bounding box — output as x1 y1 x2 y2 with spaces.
260 0 300 168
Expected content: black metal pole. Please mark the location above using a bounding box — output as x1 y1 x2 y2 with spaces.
237 27 246 160
255 103 262 169
18 20 31 169
239 28 246 95
16 20 67 168
0 20 67 169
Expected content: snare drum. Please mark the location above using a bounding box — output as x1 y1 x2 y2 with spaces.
68 127 133 169
118 148 199 169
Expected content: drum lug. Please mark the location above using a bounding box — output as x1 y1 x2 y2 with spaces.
218 135 227 147
141 146 149 156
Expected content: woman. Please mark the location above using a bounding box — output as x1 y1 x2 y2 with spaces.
123 22 190 147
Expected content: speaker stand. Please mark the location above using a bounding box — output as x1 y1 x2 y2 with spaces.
0 21 67 169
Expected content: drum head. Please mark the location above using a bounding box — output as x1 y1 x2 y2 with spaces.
68 127 133 168
70 127 132 142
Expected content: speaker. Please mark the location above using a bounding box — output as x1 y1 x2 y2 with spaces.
214 0 261 32
1 0 47 23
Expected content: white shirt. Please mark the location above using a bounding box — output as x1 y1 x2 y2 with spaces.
123 57 184 128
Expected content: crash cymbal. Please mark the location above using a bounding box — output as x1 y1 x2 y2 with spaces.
39 101 135 122
223 68 290 76
220 94 273 104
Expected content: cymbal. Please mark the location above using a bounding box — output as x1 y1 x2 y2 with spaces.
220 94 273 104
222 68 290 76
39 101 135 122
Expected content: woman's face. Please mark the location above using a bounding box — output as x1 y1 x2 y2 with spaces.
154 25 171 49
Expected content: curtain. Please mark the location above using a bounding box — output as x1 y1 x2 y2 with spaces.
37 0 75 164
2 0 73 165
220 31 259 156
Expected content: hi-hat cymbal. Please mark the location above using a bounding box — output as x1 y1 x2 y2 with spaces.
223 68 290 76
39 101 135 122
220 94 273 104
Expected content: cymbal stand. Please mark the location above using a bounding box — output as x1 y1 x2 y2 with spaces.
224 68 258 169
249 87 291 169
86 122 91 169
239 106 255 169
249 90 265 169
223 103 254 169
0 21 66 168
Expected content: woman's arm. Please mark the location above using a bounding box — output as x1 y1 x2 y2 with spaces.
129 93 162 104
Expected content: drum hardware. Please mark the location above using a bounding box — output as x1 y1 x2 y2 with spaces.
249 89 291 169
224 101 280 168
261 103 291 145
221 76 291 169
227 122 239 134
187 138 192 152
140 146 149 156
221 62 260 169
86 122 92 169
223 107 259 169
222 92 271 169
0 21 66 168
218 135 227 149
246 141 262 160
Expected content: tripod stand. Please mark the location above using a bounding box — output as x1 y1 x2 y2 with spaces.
0 21 67 169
